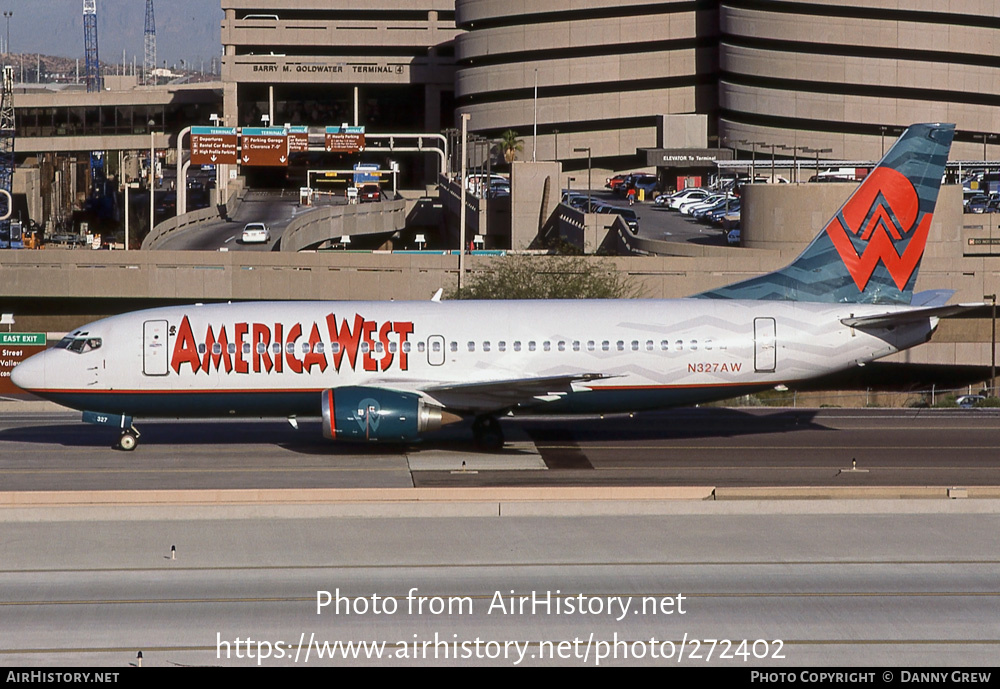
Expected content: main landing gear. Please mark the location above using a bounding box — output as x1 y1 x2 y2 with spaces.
472 415 504 451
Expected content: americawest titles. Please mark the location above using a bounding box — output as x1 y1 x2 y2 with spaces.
170 313 415 376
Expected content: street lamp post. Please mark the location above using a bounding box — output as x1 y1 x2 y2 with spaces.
779 145 805 183
573 146 592 213
986 294 997 397
124 181 139 250
802 147 833 181
458 113 470 292
148 120 156 240
574 147 592 241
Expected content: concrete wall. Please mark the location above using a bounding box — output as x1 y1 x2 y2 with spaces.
741 183 966 260
280 199 408 252
510 161 561 250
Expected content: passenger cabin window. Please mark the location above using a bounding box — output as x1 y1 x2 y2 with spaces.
467 341 476 352
498 341 507 352
513 341 521 352
483 341 491 352
449 341 458 352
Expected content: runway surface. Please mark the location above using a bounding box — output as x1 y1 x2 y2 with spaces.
2 508 998 666
2 407 1000 491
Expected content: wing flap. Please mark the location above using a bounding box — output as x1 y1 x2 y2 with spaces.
422 373 613 413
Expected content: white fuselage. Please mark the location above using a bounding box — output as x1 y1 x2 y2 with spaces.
12 298 934 419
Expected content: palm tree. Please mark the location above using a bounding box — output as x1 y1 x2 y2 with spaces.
498 130 523 164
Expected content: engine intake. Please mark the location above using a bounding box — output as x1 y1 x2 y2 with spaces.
321 386 444 442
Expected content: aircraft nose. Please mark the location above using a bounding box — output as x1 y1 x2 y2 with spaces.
10 352 45 392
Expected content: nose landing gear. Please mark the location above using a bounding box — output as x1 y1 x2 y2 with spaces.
82 411 141 451
118 427 141 451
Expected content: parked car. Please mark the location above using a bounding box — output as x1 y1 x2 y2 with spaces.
727 228 741 246
605 172 643 192
966 195 989 214
599 206 639 233
680 193 730 216
624 174 658 199
956 394 985 408
240 222 271 244
665 188 710 210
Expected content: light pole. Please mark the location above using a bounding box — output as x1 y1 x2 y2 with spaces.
573 147 591 213
802 147 833 181
124 181 139 250
532 68 538 162
880 125 887 157
553 129 559 163
986 294 997 397
149 119 156 239
458 112 470 293
779 145 805 183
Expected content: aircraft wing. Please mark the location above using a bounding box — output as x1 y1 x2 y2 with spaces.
841 303 982 329
421 373 615 413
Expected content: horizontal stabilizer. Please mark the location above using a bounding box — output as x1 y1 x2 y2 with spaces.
911 289 957 308
841 303 982 329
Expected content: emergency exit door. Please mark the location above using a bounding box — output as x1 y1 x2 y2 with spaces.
754 317 776 373
143 320 169 376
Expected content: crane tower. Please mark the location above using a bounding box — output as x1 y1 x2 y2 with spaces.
0 66 15 244
83 0 102 92
144 0 156 86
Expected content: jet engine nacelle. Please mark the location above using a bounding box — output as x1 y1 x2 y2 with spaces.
321 386 444 442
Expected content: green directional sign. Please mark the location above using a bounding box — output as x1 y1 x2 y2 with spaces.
0 332 46 346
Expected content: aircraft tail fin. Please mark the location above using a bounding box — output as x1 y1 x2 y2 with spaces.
697 123 955 305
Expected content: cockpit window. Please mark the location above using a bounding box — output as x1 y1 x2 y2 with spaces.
57 336 102 353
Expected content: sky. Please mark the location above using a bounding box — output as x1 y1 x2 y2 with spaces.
3 0 223 68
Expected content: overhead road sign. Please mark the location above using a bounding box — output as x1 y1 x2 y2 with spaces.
326 126 366 153
288 126 310 153
190 127 238 165
241 127 289 167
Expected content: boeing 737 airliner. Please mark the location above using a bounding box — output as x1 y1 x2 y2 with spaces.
12 123 972 450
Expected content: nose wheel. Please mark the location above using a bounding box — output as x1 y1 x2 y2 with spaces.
118 427 140 451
